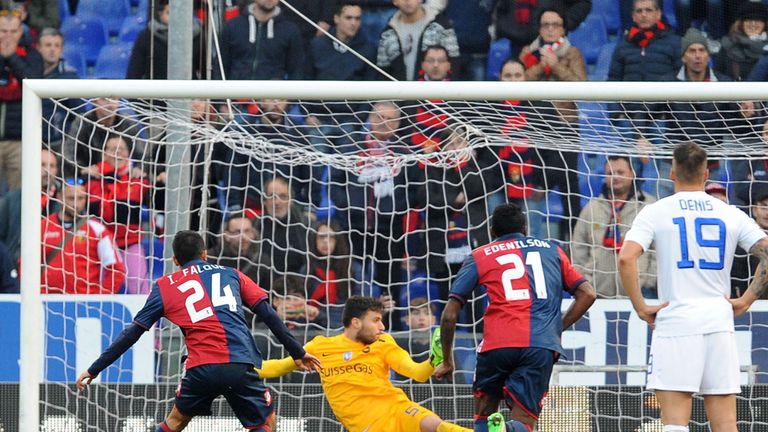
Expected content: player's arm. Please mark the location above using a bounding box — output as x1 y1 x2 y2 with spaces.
562 281 596 329
256 356 299 379
618 240 667 325
435 255 478 380
76 284 164 391
384 335 435 382
732 237 768 316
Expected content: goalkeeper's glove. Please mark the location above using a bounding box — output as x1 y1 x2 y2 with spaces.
430 327 444 367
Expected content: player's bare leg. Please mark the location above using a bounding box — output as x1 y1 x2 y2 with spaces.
656 390 693 430
703 394 737 432
263 412 277 431
418 414 472 432
156 405 192 431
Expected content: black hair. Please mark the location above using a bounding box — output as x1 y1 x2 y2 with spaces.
491 203 527 238
673 142 708 183
501 57 526 74
334 0 361 16
272 275 305 297
537 7 567 28
342 296 384 327
172 230 206 266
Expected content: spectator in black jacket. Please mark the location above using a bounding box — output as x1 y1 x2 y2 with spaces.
493 0 592 54
715 1 768 81
305 1 376 153
0 10 42 191
207 213 262 283
376 0 460 81
280 0 336 48
217 0 305 80
38 28 78 147
0 240 17 293
126 0 204 80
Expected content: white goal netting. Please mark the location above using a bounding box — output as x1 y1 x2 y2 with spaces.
11 85 768 432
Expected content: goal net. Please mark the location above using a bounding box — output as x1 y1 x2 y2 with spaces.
9 80 768 432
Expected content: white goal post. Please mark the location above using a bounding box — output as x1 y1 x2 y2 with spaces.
19 79 768 431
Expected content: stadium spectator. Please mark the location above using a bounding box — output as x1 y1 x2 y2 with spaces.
392 297 436 381
675 0 725 39
271 274 327 329
303 220 364 329
81 135 150 294
747 51 768 80
715 1 768 81
419 124 499 300
126 0 204 80
0 240 17 293
609 0 681 142
0 147 58 262
63 98 143 178
704 181 729 203
493 0 592 55
217 0 305 80
255 176 312 289
38 28 78 147
41 178 126 294
207 213 262 283
520 7 585 125
444 0 493 80
572 155 657 298
305 1 374 154
408 45 454 151
663 28 741 184
0 8 42 191
732 183 768 297
376 0 460 81
330 101 413 326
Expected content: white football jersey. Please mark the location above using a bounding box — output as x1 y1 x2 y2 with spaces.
624 191 766 336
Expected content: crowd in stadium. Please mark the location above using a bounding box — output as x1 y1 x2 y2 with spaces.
2 0 768 335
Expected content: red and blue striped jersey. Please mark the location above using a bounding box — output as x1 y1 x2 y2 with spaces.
133 259 268 369
450 233 585 354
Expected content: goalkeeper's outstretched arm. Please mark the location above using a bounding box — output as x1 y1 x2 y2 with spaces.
256 356 300 379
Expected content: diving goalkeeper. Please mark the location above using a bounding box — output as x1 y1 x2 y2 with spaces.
257 295 470 432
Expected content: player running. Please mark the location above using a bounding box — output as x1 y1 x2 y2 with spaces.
620 142 768 432
435 203 597 432
257 295 472 432
75 231 321 432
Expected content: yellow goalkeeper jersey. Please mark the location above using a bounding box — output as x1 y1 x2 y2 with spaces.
305 332 434 432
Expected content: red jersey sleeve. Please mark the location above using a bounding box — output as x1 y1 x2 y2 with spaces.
238 270 268 309
558 246 586 293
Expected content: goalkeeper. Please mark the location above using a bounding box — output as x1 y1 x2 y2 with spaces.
257 296 470 432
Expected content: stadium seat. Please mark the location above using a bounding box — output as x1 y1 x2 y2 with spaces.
663 0 678 31
60 15 107 66
592 0 621 35
141 237 164 283
61 46 86 77
568 14 607 64
119 14 147 43
58 0 70 21
76 0 130 36
93 43 133 79
486 38 512 81
577 152 607 207
589 41 617 81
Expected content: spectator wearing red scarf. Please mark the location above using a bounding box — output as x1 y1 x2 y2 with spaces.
82 135 150 294
493 0 591 54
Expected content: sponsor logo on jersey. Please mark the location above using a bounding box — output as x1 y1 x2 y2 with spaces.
343 351 352 362
320 363 374 377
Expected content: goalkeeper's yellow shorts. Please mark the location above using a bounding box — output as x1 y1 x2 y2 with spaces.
361 400 436 432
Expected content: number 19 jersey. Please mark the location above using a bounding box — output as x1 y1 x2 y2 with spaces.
624 191 766 336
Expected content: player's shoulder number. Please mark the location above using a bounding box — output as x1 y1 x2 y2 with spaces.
178 272 239 323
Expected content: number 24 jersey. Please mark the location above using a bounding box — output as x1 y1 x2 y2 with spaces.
625 191 766 336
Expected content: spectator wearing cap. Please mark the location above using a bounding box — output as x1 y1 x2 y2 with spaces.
715 1 768 81
704 181 728 203
731 182 768 297
572 155 657 298
663 29 742 187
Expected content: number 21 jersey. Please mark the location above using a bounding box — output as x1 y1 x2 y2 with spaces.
625 191 766 336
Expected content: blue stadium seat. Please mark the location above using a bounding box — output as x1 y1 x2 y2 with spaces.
663 0 678 31
486 38 512 80
59 0 70 21
61 46 86 77
589 41 616 81
119 14 147 43
77 0 130 36
592 0 621 35
93 43 133 79
568 14 607 64
577 152 607 207
141 238 164 283
61 16 107 65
